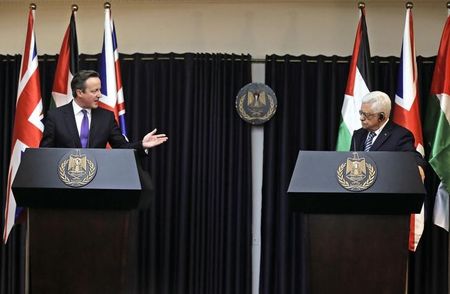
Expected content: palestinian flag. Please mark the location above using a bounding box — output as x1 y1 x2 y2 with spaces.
336 5 372 151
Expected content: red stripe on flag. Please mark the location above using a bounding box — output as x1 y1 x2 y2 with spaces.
98 100 119 124
115 59 123 90
52 26 71 94
12 71 42 148
21 11 34 79
393 98 423 150
345 14 363 96
116 102 125 112
431 16 450 95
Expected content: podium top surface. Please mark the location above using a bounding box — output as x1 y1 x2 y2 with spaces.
287 151 426 214
14 148 142 190
12 148 143 209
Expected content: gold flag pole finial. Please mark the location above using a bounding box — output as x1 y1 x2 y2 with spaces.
72 4 78 12
104 2 111 9
30 3 36 10
358 2 365 9
406 2 413 9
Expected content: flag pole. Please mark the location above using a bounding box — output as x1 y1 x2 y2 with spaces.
26 4 37 293
25 3 37 293
446 4 450 294
447 0 450 291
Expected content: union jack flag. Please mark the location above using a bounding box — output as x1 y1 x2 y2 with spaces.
3 6 43 243
393 5 424 251
99 4 127 138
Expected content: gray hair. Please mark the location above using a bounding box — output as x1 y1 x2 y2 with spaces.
361 91 391 118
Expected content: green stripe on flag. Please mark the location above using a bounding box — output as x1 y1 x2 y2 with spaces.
427 97 450 189
336 120 352 151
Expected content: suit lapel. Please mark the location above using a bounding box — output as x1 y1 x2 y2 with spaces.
89 109 99 148
357 130 369 151
371 121 393 151
65 102 82 148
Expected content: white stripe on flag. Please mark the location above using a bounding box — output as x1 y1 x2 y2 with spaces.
341 69 369 134
433 182 449 231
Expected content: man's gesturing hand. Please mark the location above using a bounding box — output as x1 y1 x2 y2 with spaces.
142 128 168 149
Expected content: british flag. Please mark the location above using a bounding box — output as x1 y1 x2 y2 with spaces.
99 3 127 138
3 6 43 243
393 5 424 251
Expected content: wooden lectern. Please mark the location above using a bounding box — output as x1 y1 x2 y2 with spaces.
288 151 426 294
13 148 153 294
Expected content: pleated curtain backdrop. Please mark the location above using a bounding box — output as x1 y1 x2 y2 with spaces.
260 54 444 294
0 53 253 294
1 53 446 294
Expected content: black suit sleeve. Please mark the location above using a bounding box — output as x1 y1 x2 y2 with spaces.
39 111 56 147
105 112 143 150
396 129 427 169
350 129 363 151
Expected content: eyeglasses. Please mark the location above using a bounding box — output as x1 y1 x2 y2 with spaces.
359 110 379 119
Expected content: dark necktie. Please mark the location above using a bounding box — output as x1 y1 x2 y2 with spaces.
364 131 376 152
80 109 89 148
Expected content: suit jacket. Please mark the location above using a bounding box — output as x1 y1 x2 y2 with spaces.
40 101 141 149
350 120 426 168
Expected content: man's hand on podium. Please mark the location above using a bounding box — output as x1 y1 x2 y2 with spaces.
418 166 425 184
142 128 168 149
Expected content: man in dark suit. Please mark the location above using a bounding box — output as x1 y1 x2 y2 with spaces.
40 70 167 149
350 91 425 179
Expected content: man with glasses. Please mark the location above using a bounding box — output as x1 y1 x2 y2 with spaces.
350 91 425 179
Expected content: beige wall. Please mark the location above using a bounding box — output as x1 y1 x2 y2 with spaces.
0 0 447 58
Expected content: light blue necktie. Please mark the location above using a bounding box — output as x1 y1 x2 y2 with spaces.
364 131 375 152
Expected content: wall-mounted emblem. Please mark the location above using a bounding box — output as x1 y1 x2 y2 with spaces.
58 150 97 187
235 83 277 125
337 152 377 192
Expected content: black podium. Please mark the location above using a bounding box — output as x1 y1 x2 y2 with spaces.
12 148 152 294
288 151 426 294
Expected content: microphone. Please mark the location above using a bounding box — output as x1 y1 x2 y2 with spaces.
352 132 357 152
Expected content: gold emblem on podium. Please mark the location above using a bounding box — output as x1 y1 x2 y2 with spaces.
337 152 377 191
58 150 97 187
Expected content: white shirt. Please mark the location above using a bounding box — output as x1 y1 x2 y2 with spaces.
72 101 91 136
368 118 389 143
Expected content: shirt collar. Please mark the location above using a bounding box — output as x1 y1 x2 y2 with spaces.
372 118 389 136
72 100 91 115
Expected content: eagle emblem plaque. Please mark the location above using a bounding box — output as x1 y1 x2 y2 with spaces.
336 152 377 192
58 150 97 187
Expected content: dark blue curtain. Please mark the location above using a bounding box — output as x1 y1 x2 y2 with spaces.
260 54 444 294
0 53 253 294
